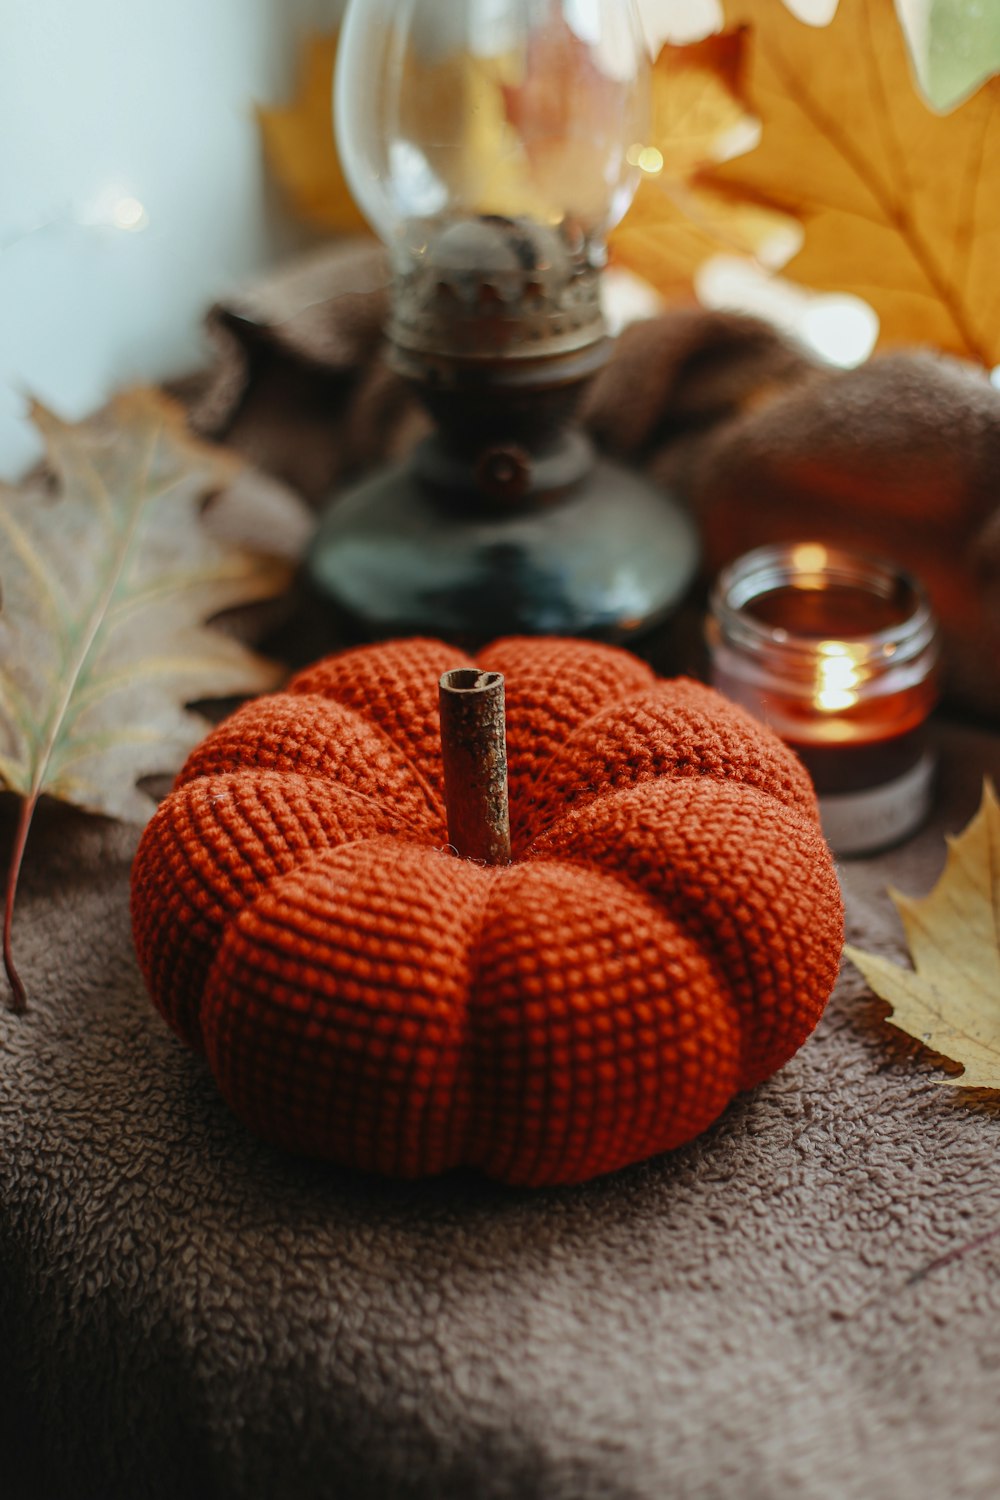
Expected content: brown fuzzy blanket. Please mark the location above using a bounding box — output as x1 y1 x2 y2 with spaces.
2 722 1000 1499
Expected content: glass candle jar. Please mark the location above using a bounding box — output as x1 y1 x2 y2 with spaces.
707 542 941 856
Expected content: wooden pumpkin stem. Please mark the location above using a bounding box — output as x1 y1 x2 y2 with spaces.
439 670 512 866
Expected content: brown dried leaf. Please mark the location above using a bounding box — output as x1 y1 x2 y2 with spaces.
258 32 366 233
498 13 638 224
845 782 1000 1088
500 13 623 152
705 0 1000 365
0 390 291 1009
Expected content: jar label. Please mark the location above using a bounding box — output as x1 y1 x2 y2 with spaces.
818 753 936 857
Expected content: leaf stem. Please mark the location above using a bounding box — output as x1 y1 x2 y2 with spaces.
906 1222 1000 1287
3 792 37 1013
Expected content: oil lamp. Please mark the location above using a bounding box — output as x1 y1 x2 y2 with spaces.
708 543 941 856
306 0 698 643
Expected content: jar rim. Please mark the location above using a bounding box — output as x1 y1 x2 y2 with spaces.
709 541 938 669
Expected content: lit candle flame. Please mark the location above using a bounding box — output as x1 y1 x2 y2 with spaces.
815 641 862 712
791 542 829 574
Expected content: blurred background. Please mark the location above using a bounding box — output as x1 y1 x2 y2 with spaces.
1 0 995 478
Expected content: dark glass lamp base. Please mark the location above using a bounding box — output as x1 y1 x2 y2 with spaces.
305 454 699 647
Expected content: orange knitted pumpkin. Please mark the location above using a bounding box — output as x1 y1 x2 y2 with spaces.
131 636 843 1186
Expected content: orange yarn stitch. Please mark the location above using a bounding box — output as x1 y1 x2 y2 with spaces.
131 637 844 1186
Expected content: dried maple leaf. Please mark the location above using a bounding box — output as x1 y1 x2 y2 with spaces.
845 781 1000 1089
704 0 1000 365
0 390 291 1011
499 13 640 225
500 14 623 154
611 33 800 297
258 32 366 233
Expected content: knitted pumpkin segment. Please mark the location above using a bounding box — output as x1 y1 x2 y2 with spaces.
177 692 442 829
477 637 656 848
531 776 843 1088
288 637 475 815
131 771 428 1049
465 860 742 1187
520 679 818 846
202 840 482 1177
131 635 845 1186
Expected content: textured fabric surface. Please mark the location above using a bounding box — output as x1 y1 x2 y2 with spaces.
131 638 842 1185
3 723 1000 1498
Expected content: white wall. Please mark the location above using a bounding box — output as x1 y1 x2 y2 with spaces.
0 0 343 477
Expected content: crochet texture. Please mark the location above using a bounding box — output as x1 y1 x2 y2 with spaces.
131 636 844 1187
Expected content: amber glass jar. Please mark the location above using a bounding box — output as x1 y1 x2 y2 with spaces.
707 543 941 856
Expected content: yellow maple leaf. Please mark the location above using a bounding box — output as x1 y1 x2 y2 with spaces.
845 781 1000 1089
258 33 367 233
611 33 800 297
704 0 1000 365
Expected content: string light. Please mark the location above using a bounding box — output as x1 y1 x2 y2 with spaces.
2 186 150 254
110 196 149 232
626 143 664 175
